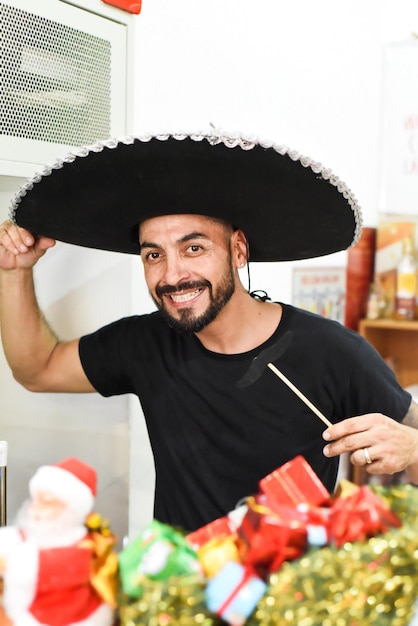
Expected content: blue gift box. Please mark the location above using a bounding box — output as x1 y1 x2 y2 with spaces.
205 561 267 625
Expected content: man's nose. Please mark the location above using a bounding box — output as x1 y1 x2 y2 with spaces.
163 254 191 286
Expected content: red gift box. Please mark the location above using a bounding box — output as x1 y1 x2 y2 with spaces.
186 515 236 549
329 485 402 547
237 496 307 576
259 455 331 509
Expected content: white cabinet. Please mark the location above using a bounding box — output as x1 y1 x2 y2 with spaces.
0 0 134 175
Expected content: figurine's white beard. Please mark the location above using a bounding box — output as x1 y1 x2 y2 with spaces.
16 500 87 548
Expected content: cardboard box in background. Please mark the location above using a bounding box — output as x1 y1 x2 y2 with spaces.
345 227 376 331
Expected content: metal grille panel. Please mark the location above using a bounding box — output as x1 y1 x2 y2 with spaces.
0 3 111 146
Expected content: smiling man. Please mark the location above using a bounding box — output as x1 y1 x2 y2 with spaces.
1 132 418 531
140 215 240 336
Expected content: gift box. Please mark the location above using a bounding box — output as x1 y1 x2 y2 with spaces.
237 495 307 576
198 534 241 578
186 514 236 549
118 520 201 598
205 561 267 626
329 484 402 546
259 455 331 508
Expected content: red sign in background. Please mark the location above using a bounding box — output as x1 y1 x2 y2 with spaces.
101 0 142 14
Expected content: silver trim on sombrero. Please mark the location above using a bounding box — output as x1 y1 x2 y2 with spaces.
8 132 363 247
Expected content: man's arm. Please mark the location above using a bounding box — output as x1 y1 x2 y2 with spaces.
0 221 95 393
401 401 418 483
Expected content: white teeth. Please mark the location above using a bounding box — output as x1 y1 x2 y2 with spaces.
170 289 201 303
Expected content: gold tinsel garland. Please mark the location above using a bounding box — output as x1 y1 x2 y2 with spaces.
118 485 418 626
118 576 220 626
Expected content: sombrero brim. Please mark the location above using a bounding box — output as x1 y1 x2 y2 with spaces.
9 133 362 262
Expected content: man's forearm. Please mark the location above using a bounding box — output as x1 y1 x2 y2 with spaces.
401 401 418 484
0 268 59 389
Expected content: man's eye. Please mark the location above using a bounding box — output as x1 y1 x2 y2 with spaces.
189 245 202 253
142 251 161 263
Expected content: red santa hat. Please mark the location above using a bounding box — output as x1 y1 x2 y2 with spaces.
29 457 97 520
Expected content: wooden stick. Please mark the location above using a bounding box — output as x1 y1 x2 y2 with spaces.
267 362 332 428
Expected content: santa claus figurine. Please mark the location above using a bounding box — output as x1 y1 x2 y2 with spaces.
0 457 118 626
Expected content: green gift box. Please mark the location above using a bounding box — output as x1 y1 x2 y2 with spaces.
118 519 202 598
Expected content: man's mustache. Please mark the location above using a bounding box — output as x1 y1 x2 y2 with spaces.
156 280 211 298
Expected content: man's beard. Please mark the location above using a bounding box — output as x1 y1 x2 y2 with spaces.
151 264 236 333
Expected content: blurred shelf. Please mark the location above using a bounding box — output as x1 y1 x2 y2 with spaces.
359 318 418 389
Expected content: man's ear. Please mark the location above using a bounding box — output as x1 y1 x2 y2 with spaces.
232 229 249 268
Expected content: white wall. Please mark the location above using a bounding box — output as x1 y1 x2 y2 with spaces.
130 0 418 303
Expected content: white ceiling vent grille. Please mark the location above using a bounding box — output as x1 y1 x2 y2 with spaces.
0 2 112 146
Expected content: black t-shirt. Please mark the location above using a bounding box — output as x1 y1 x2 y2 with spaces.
79 303 411 531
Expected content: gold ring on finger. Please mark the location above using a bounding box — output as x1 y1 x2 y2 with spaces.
363 447 372 464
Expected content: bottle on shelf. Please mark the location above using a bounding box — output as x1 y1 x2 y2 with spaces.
366 279 387 320
366 283 380 320
395 236 417 321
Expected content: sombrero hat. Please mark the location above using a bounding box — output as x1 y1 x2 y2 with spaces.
9 131 362 262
